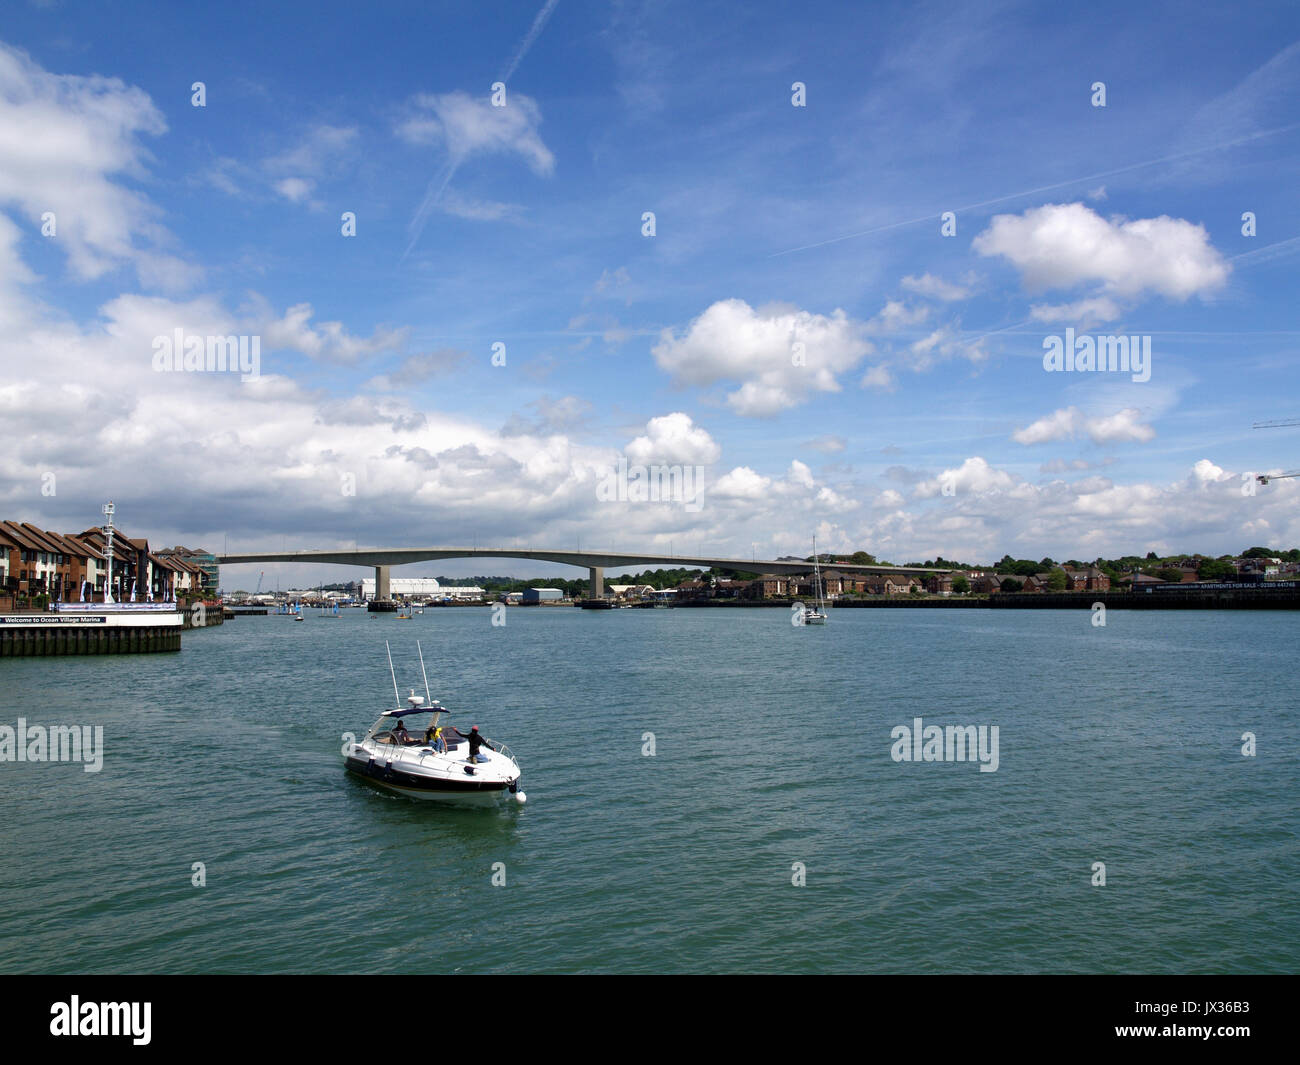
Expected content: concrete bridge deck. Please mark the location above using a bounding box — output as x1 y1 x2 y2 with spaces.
215 547 951 599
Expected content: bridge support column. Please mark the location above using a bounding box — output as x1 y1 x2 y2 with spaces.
375 565 390 600
589 566 604 599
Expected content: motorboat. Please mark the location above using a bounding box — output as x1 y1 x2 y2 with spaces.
343 641 526 806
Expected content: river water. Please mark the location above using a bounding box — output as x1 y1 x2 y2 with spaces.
0 606 1294 973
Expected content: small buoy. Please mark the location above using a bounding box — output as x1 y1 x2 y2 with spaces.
515 791 527 804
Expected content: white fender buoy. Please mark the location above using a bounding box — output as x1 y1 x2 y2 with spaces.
515 791 527 804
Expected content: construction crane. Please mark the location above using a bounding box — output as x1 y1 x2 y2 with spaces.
1252 418 1299 483
254 570 265 595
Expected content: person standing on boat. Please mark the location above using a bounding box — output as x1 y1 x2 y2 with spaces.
453 725 492 762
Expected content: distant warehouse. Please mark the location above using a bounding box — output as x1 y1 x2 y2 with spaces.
522 587 564 602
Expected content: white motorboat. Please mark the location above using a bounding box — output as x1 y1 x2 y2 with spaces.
343 642 525 806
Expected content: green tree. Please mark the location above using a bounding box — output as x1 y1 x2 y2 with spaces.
1047 570 1068 591
952 575 970 595
1198 559 1236 581
1154 567 1185 584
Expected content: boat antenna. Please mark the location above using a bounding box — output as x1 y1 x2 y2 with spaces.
417 640 432 705
385 640 400 709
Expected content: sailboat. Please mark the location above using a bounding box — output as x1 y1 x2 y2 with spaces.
800 535 828 625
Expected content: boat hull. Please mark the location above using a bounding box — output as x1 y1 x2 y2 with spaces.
344 744 520 806
345 763 511 805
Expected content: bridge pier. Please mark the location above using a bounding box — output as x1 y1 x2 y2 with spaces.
375 565 390 600
589 566 604 599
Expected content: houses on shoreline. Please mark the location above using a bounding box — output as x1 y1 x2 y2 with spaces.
668 557 1297 602
0 516 216 609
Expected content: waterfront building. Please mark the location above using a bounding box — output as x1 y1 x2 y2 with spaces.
522 587 564 602
154 547 215 597
746 575 794 599
157 546 219 592
926 572 954 595
1064 567 1111 592
0 521 105 601
606 584 654 600
863 574 918 595
75 526 146 600
359 577 484 600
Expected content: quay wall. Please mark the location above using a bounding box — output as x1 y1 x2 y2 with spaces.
0 623 182 656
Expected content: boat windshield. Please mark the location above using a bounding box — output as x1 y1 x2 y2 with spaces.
366 708 453 744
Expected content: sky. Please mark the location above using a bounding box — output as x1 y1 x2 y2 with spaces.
2 0 1299 590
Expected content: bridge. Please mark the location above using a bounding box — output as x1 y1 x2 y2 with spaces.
215 546 952 599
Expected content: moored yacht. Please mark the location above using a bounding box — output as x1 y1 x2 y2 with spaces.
799 534 828 625
343 642 525 806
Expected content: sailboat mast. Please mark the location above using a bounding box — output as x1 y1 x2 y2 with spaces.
813 533 824 609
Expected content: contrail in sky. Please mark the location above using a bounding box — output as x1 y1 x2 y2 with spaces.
501 0 561 83
1231 233 1300 266
770 123 1300 257
403 0 562 261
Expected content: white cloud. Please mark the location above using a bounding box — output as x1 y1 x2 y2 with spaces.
262 125 358 208
914 456 1019 498
867 299 930 333
274 177 313 203
1088 408 1157 444
711 466 769 499
0 42 194 289
1192 458 1228 483
973 202 1230 301
805 434 846 453
907 326 987 371
1028 296 1122 326
263 302 408 364
1012 406 1155 445
900 273 970 301
266 124 357 174
440 189 523 222
624 412 721 466
652 298 872 416
861 365 896 390
367 348 470 391
397 90 555 175
788 459 814 489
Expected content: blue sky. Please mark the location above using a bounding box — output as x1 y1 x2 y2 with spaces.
2 0 1299 589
